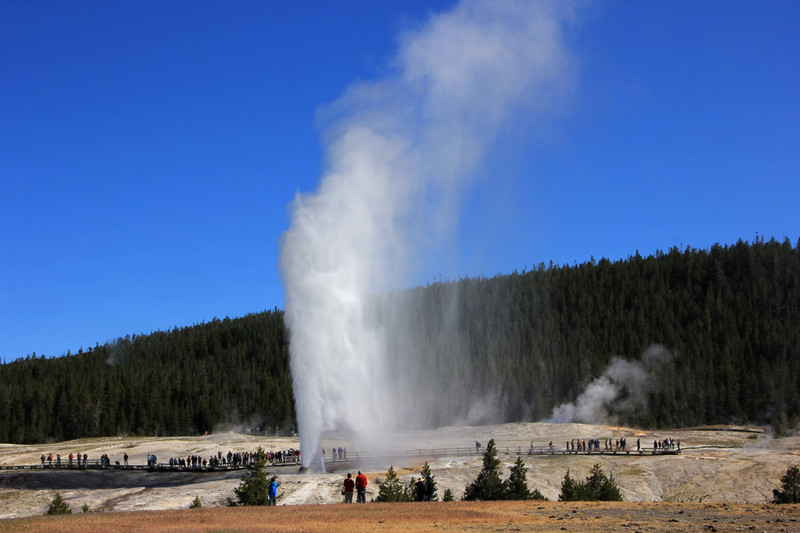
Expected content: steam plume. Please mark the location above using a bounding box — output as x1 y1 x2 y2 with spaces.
548 345 674 424
280 0 576 466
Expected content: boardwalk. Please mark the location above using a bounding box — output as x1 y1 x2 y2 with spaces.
0 458 299 473
0 445 679 473
325 445 680 464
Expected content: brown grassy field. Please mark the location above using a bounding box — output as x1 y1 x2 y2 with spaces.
1 501 799 533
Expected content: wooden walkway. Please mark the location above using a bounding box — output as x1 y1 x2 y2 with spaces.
0 446 679 473
0 458 300 473
326 445 680 463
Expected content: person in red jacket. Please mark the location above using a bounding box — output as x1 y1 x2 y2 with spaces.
355 470 368 503
343 473 355 503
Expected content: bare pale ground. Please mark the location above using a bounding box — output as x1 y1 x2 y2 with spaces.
0 422 798 530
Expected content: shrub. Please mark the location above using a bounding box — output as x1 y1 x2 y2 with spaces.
189 496 203 508
531 488 547 500
46 493 72 515
772 465 800 504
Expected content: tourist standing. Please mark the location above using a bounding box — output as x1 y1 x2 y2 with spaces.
355 470 368 503
268 478 278 506
343 473 355 503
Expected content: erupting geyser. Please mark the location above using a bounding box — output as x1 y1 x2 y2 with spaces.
279 0 576 467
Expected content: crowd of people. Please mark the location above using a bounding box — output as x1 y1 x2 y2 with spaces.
162 449 301 469
38 451 128 468
36 448 303 470
563 437 630 452
559 436 679 453
268 448 301 464
654 438 680 451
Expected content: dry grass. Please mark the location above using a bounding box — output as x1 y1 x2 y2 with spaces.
1 501 798 533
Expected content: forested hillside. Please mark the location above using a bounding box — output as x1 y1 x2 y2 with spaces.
390 237 799 432
1 238 798 444
0 311 294 443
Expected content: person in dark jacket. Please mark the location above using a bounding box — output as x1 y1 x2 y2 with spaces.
343 473 355 503
416 477 427 501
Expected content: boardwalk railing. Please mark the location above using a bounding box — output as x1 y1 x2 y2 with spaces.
0 446 679 472
323 445 679 463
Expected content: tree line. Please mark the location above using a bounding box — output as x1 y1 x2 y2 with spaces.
0 311 294 443
384 236 800 432
1 237 798 444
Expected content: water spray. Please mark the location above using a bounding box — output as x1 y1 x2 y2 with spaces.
280 0 576 467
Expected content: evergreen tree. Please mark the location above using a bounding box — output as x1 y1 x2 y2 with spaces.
558 470 580 502
585 463 623 501
189 496 203 509
1 238 798 442
530 488 547 500
772 465 800 504
463 439 505 501
233 448 270 506
421 461 438 501
505 456 532 500
46 493 72 515
559 464 622 501
442 488 455 501
374 466 412 502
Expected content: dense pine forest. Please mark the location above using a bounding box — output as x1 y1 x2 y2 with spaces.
0 312 294 443
1 237 798 444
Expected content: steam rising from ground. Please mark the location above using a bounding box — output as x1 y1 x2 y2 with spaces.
548 345 674 424
280 0 576 466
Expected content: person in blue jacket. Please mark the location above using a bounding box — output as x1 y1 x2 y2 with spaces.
268 477 278 506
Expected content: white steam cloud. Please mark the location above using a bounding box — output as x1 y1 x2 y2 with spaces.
548 345 674 424
280 0 577 466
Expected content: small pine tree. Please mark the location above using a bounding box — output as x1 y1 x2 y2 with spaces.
442 488 455 501
233 447 270 506
585 464 623 501
559 464 622 502
421 462 438 501
46 493 72 515
406 476 419 502
505 456 532 500
374 466 412 502
531 488 547 501
558 469 580 501
772 465 800 504
463 439 505 501
189 496 203 508
81 503 90 513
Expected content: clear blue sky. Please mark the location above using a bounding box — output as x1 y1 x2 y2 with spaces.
1 0 798 362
